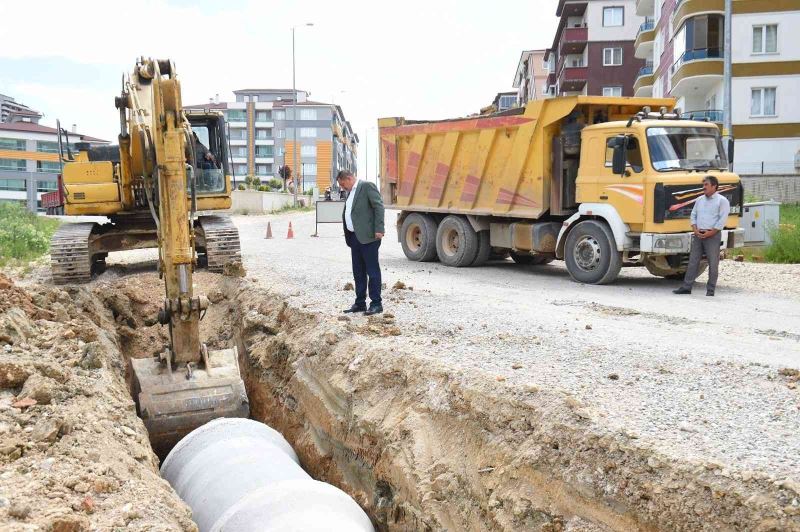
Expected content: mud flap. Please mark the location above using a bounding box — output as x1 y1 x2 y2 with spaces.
131 347 249 457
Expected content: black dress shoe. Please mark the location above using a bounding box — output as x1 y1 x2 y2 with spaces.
364 303 383 316
706 290 715 297
343 304 367 314
672 287 692 295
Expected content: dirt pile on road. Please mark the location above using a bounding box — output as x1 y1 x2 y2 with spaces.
0 273 195 531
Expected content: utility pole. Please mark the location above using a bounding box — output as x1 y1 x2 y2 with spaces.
723 0 733 162
291 22 314 206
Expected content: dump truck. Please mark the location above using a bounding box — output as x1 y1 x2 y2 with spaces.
378 96 745 284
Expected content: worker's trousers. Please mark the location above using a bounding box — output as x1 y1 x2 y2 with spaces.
681 232 722 292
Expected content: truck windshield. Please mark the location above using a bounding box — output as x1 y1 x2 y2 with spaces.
646 127 727 172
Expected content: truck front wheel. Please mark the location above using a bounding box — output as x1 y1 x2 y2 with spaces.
565 220 622 284
400 213 438 262
436 215 479 267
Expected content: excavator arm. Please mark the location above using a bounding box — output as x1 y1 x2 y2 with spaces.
124 58 248 456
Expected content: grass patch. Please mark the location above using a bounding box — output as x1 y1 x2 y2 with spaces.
268 203 315 215
0 202 60 267
765 204 800 263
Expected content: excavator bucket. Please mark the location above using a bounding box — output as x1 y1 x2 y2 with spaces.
130 346 249 457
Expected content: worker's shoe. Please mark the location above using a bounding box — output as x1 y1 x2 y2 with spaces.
706 289 715 297
343 304 367 314
364 303 383 316
672 287 692 295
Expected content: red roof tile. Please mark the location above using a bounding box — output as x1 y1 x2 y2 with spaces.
0 121 109 143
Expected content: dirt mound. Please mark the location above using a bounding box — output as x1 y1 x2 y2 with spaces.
0 276 195 531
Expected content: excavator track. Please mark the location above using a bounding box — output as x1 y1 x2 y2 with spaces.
50 222 97 284
197 215 242 273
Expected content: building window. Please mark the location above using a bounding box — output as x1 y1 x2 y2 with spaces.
256 129 272 139
0 159 27 172
252 95 258 103
299 109 317 121
301 145 317 157
256 111 271 122
234 164 248 175
300 128 316 138
602 87 623 97
302 163 317 176
0 138 26 151
0 178 26 191
255 145 273 157
274 110 286 120
277 130 285 139
229 128 247 140
603 6 624 27
36 141 60 153
37 161 61 173
37 180 57 192
277 147 285 156
603 48 623 66
751 87 777 117
752 24 778 54
226 110 247 122
256 164 272 176
232 146 247 157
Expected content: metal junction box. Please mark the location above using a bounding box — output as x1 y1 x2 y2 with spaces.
742 201 781 246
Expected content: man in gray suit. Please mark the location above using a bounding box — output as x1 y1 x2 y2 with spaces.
337 171 385 315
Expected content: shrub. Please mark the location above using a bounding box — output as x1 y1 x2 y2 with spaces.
267 178 283 191
257 185 268 192
0 202 60 266
237 184 246 191
764 205 800 263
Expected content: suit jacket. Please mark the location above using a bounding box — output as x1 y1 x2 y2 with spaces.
342 181 385 246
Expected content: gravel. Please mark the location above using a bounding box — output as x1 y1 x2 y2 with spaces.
105 210 800 483
229 210 800 484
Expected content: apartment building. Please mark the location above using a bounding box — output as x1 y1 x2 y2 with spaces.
546 0 646 97
186 89 359 192
0 121 108 211
513 49 552 104
0 94 42 124
634 0 800 173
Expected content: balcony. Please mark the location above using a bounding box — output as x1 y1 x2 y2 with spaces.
558 65 588 93
633 65 655 97
673 0 724 29
682 110 724 123
634 19 656 59
636 0 655 17
560 25 588 55
671 48 724 98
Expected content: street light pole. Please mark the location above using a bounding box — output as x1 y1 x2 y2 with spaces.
723 0 733 161
291 22 314 206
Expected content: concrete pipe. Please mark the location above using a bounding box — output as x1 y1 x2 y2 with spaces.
161 418 374 532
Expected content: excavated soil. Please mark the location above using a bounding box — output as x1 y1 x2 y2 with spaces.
0 272 195 531
3 265 800 531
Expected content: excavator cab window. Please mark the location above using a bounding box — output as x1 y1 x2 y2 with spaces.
188 115 229 195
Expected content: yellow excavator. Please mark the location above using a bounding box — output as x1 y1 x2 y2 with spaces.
48 58 248 455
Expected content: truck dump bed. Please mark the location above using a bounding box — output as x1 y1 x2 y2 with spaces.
378 96 674 220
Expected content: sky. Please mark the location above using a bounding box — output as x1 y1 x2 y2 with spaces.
0 0 559 178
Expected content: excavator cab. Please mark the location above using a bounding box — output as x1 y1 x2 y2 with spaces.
186 111 229 195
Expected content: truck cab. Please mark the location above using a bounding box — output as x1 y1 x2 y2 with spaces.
557 110 744 281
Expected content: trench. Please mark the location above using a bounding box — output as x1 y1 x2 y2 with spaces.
96 268 800 532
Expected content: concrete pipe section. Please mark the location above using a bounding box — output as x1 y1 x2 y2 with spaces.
161 418 374 532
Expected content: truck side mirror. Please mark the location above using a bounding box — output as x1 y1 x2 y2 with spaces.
727 138 735 165
612 136 628 176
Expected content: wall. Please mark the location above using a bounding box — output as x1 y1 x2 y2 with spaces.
230 190 297 214
741 174 800 203
734 137 800 169
732 11 800 64
587 0 642 41
587 41 644 95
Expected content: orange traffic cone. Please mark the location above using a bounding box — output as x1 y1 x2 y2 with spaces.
287 221 294 239
265 222 273 239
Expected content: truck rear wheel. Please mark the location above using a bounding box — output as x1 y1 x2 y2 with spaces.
436 215 479 267
471 231 492 266
564 220 622 284
400 213 438 262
